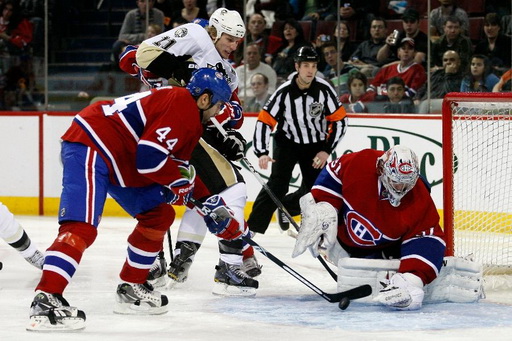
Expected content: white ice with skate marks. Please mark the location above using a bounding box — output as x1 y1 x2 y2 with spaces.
1 215 512 341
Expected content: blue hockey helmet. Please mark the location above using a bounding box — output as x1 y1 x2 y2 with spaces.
186 68 231 105
192 18 209 28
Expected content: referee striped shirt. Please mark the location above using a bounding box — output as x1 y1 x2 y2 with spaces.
253 74 348 157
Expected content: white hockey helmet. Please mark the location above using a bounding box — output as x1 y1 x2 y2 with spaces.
209 8 246 42
377 145 419 207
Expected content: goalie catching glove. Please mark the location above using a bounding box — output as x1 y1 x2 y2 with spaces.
373 272 425 310
167 164 195 205
197 195 242 240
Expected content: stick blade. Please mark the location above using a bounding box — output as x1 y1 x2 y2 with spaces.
327 284 372 303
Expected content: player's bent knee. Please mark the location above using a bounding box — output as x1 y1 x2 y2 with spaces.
58 221 98 252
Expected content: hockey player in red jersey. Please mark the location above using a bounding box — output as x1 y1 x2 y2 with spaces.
119 9 262 295
292 145 446 310
27 69 237 331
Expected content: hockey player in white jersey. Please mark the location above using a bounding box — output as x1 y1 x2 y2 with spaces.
0 202 44 269
119 8 261 296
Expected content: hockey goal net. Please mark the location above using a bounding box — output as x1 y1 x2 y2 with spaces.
442 92 512 288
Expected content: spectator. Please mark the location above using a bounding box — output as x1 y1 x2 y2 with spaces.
340 71 373 113
301 0 337 21
232 13 282 66
244 73 271 112
417 50 464 113
321 41 356 94
270 19 312 84
501 15 512 37
429 0 469 39
146 23 162 38
336 0 381 40
382 76 416 113
170 0 208 27
0 0 33 56
492 68 512 92
376 8 428 67
235 42 277 101
430 16 472 72
474 13 512 75
332 21 356 62
349 17 392 77
368 37 426 100
112 0 164 65
18 0 44 57
460 54 500 92
251 0 294 29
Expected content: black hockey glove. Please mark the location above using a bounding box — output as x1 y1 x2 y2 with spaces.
219 129 247 161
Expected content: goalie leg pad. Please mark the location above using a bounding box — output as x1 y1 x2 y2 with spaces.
424 256 484 303
337 256 483 305
292 193 338 258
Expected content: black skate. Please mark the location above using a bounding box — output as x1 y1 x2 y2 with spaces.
243 255 262 278
27 291 86 331
114 281 169 315
213 259 259 296
167 241 198 284
147 251 168 288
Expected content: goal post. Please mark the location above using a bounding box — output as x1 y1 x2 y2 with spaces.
442 92 512 279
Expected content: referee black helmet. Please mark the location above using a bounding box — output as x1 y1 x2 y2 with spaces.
294 46 319 63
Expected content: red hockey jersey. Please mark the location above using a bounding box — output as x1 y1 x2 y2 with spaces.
311 149 446 284
62 87 204 189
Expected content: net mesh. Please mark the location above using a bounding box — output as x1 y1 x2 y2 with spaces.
450 101 512 277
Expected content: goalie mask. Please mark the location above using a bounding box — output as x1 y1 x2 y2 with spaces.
377 145 419 207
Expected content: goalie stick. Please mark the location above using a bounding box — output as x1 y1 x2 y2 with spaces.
210 117 338 281
189 197 371 307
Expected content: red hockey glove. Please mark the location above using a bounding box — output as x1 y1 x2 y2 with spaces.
197 195 242 240
167 165 195 205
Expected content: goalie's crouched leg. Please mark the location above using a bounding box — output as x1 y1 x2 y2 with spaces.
336 257 483 309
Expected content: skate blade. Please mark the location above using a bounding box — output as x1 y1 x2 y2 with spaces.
113 301 169 315
27 315 85 332
212 282 257 297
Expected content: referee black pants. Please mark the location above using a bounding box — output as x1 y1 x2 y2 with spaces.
247 135 324 234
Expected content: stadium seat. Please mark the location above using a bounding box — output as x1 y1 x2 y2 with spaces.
469 17 484 42
386 20 403 34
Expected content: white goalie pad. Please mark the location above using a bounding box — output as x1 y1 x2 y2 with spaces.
337 256 484 304
292 193 338 258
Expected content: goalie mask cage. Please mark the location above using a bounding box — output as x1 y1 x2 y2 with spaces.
442 92 512 285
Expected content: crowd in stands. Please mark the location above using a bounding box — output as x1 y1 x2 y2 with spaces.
1 0 512 113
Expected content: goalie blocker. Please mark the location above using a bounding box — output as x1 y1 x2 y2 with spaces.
337 256 484 305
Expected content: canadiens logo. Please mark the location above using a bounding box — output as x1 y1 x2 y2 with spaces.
174 27 188 38
398 162 414 174
345 211 382 246
309 102 323 117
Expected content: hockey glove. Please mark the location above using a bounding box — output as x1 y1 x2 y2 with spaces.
374 272 425 310
218 129 247 161
214 101 243 128
167 165 196 205
198 195 242 240
134 64 162 88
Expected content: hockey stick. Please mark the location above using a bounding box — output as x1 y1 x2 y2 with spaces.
210 118 338 281
166 229 174 262
188 197 371 308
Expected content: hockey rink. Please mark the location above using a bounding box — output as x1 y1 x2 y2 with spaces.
1 215 512 340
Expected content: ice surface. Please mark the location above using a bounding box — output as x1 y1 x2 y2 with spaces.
1 215 512 340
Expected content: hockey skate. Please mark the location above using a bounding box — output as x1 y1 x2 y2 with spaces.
167 241 198 286
114 281 169 315
243 255 262 278
213 259 259 297
147 251 168 288
27 291 86 331
25 250 45 270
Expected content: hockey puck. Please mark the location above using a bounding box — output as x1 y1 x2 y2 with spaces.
338 297 350 310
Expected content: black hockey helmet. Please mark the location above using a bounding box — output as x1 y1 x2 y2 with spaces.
294 46 319 63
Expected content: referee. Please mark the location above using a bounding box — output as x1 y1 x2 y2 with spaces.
248 46 348 234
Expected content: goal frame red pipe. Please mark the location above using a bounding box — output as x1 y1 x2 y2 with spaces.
442 92 512 257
